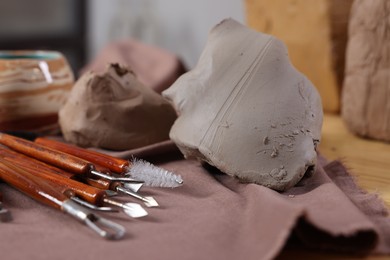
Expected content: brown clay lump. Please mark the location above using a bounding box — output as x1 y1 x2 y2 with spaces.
59 63 177 150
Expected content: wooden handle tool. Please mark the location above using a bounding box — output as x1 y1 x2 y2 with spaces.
0 133 140 183
0 147 148 215
0 160 125 239
35 137 183 188
35 137 130 172
0 147 141 196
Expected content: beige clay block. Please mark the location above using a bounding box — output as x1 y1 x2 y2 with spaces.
163 19 323 191
245 0 353 113
342 0 390 141
59 63 177 150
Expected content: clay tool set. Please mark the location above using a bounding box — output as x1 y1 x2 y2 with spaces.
0 132 183 239
0 133 139 183
0 160 126 239
0 148 148 217
35 137 183 187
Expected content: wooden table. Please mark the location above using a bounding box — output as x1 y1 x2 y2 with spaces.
319 114 390 207
278 113 390 260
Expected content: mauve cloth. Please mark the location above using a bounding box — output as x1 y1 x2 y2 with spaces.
1 141 389 260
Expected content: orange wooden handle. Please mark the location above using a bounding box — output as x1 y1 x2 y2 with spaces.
35 138 129 173
0 147 75 179
2 156 106 206
0 147 115 191
0 148 106 205
18 162 106 206
0 133 94 177
0 160 67 210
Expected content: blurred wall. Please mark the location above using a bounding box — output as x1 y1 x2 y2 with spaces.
87 0 245 68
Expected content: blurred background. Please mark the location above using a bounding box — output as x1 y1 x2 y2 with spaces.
0 0 244 73
0 0 356 114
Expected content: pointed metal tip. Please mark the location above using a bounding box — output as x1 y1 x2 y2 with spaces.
123 203 148 218
143 196 159 208
116 186 159 208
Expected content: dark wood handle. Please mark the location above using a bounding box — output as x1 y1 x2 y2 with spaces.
0 160 67 210
35 137 129 173
0 147 75 179
83 178 110 190
1 156 106 206
0 147 114 194
0 133 94 177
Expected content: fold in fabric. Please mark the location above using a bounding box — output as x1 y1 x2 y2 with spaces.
0 141 388 260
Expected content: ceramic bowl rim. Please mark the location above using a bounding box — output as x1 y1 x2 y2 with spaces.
0 50 62 60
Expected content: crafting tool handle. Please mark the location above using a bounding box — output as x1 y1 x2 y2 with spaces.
0 160 125 240
35 137 129 173
0 146 117 191
31 168 107 206
0 160 67 210
0 147 136 195
0 147 75 179
0 150 107 206
0 133 95 177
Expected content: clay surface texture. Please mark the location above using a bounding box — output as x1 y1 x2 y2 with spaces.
342 0 390 141
163 19 323 191
59 63 177 150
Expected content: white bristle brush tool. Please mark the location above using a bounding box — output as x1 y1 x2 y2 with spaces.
125 158 183 188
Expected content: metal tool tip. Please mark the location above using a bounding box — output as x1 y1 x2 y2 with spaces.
123 203 148 218
123 183 143 193
144 196 159 208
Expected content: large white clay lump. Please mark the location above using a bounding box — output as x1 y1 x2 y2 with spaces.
163 19 323 191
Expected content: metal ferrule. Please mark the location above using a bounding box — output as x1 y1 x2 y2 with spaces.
70 196 118 212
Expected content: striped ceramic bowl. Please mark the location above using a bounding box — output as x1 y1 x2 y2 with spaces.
0 50 74 133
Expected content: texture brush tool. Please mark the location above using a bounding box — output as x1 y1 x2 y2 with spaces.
0 157 148 218
0 133 140 183
0 189 11 222
35 137 183 188
0 160 125 240
0 147 156 208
